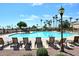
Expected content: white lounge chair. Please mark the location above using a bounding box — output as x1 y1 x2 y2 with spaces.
53 43 61 50
0 44 3 50
65 42 74 49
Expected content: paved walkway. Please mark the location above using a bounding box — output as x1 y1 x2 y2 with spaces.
0 47 79 56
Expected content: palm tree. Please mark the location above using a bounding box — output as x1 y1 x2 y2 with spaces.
59 20 70 31
58 19 61 31
76 18 79 22
50 19 52 28
36 24 38 31
36 24 38 28
31 25 37 31
44 21 46 25
47 20 52 29
69 17 72 23
43 21 47 31
40 19 43 30
55 15 58 28
46 20 48 23
53 16 55 28
69 17 72 31
45 20 48 27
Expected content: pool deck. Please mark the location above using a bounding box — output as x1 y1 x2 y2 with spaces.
0 47 79 56
0 32 79 56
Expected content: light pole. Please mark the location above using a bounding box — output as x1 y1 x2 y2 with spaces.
59 6 64 52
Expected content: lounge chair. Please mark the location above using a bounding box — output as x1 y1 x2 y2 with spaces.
74 42 79 46
74 36 79 43
3 41 10 48
12 37 18 44
23 37 32 50
13 43 20 51
0 38 4 50
0 44 3 50
24 41 32 50
10 37 18 47
23 37 28 45
73 36 79 46
65 42 74 50
53 43 61 50
46 37 55 47
35 37 43 48
12 37 20 50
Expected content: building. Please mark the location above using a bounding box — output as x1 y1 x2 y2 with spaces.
71 21 79 29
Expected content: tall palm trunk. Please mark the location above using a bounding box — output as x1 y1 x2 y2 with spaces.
53 17 55 28
40 19 43 31
55 15 58 28
69 17 72 31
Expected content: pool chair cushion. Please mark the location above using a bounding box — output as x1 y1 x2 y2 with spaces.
74 36 79 43
12 37 18 44
35 37 43 48
0 38 4 44
23 37 28 45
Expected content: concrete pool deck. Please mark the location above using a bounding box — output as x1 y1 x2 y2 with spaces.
0 47 79 56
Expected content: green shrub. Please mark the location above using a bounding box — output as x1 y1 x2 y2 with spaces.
36 48 48 56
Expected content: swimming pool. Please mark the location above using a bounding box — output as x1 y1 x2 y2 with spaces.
9 31 78 38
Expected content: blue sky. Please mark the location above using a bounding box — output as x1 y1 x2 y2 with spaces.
0 3 79 28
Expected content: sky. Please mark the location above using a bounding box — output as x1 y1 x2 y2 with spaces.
0 3 79 28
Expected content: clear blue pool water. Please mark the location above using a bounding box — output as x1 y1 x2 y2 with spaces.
9 31 78 38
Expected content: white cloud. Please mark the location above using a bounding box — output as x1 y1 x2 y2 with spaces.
63 15 71 18
42 14 52 20
32 3 43 6
63 3 74 7
21 15 40 21
58 14 71 18
20 14 53 21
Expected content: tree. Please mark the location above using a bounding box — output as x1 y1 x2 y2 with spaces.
43 21 47 31
53 16 55 28
59 20 70 31
69 17 72 23
55 15 58 28
31 25 37 31
6 25 11 29
40 19 43 26
76 18 79 22
17 21 27 29
40 19 43 31
47 20 52 29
